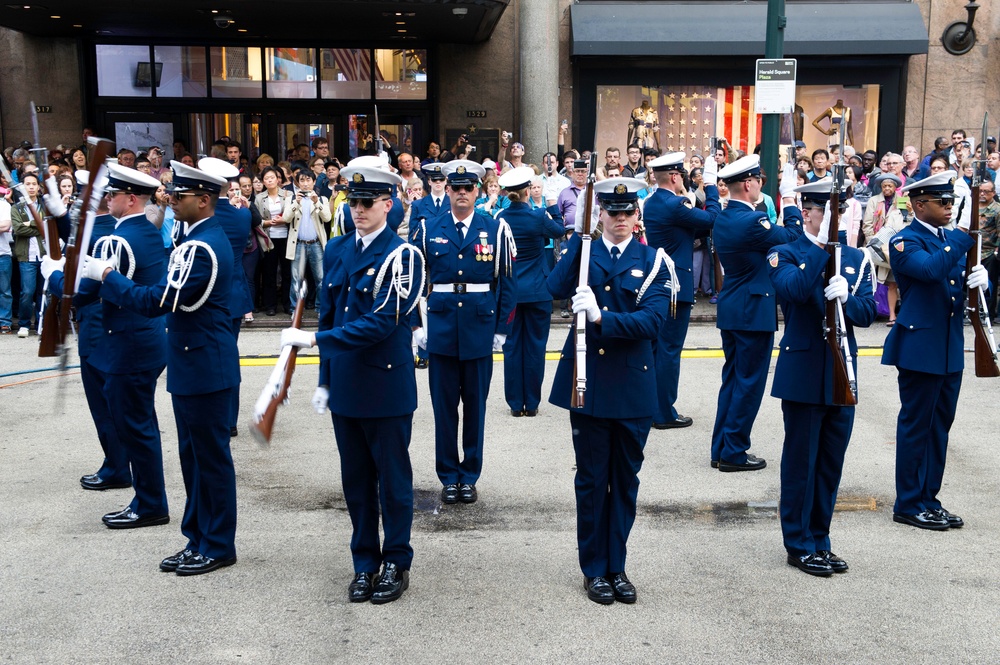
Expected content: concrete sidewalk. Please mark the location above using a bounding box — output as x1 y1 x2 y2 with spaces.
1 322 997 664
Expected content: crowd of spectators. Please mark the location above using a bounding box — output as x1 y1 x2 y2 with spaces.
2 122 997 336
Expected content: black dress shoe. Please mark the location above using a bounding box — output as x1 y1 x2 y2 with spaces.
415 358 428 370
441 484 459 504
102 508 170 530
80 474 131 491
159 549 195 572
458 483 477 504
787 553 834 577
584 576 614 605
933 508 964 528
371 563 409 604
510 409 524 417
229 427 239 438
349 572 377 602
560 309 571 319
893 510 949 530
718 453 767 472
524 409 538 417
710 460 719 469
610 572 637 603
652 415 693 430
265 308 277 316
818 550 849 573
175 552 237 576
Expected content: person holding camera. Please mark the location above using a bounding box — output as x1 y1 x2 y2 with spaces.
287 170 330 311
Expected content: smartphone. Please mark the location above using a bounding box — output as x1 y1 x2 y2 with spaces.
786 145 795 165
709 137 718 153
896 196 909 209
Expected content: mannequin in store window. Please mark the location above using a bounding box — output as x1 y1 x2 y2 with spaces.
628 100 660 151
811 100 854 146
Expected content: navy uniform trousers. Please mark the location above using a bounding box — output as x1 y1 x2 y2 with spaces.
101 218 240 560
316 229 421 572
215 201 253 431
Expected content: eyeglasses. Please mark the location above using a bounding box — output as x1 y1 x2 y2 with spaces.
449 184 477 192
916 197 954 206
348 196 389 209
169 191 205 199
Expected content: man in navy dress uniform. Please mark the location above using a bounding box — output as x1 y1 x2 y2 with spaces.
711 155 803 471
280 165 423 605
769 179 877 576
48 163 170 528
407 162 449 370
42 175 132 492
643 152 721 429
81 161 241 575
200 157 253 438
495 166 564 416
332 155 404 236
411 159 517 505
548 177 673 604
883 172 982 530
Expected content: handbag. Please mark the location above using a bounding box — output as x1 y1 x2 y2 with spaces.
254 225 274 252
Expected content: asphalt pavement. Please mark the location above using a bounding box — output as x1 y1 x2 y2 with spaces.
1 320 998 664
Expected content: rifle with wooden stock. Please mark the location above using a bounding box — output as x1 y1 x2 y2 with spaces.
966 113 1000 377
825 119 858 405
571 152 598 409
250 282 309 444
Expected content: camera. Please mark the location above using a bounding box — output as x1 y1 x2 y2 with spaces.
468 145 476 153
334 184 348 192
573 159 588 170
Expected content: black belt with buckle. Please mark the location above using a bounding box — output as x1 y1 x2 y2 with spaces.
300 239 319 245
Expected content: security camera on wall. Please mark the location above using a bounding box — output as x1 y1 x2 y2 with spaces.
215 15 234 28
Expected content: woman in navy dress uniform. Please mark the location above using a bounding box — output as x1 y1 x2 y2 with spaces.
280 164 424 605
548 177 675 605
81 161 241 576
494 166 565 416
882 172 982 531
769 178 877 576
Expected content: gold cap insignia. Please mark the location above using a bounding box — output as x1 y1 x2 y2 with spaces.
614 184 627 195
352 173 364 183
457 165 467 175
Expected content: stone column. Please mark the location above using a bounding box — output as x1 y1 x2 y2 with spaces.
519 0 560 165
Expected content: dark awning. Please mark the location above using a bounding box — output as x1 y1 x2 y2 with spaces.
571 2 929 57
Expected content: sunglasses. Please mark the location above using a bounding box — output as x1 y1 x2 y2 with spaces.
916 197 954 206
449 184 477 192
348 195 389 209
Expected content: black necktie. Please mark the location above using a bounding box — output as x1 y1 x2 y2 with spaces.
356 238 364 255
938 228 947 242
435 198 441 211
456 221 466 238
610 246 620 264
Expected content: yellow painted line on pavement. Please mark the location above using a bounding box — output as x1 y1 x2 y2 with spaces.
240 347 886 367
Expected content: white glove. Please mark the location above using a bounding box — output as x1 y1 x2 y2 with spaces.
311 386 329 415
702 154 718 186
80 254 115 282
492 334 506 352
280 327 315 349
40 255 65 280
572 285 602 323
817 202 832 241
43 176 68 217
412 327 427 350
778 161 796 199
824 274 849 304
956 197 972 230
968 264 989 290
573 189 599 234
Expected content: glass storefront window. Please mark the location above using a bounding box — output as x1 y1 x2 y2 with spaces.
266 48 317 99
210 46 263 98
319 48 372 99
96 45 152 97
156 46 207 98
375 49 427 100
597 84 880 163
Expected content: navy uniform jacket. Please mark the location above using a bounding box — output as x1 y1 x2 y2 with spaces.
316 229 422 418
412 211 517 360
409 194 451 231
547 234 670 419
76 213 167 375
214 200 254 318
495 202 564 303
643 186 720 303
882 221 974 374
769 233 878 404
715 201 803 331
335 195 404 235
100 218 240 396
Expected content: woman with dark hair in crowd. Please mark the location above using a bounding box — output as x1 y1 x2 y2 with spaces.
68 147 88 172
842 165 865 248
256 166 294 316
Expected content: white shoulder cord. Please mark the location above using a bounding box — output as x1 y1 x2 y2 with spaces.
852 252 873 296
159 240 218 312
93 235 136 279
170 217 183 247
636 247 680 316
494 218 517 279
373 243 426 322
333 201 347 237
419 217 428 260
